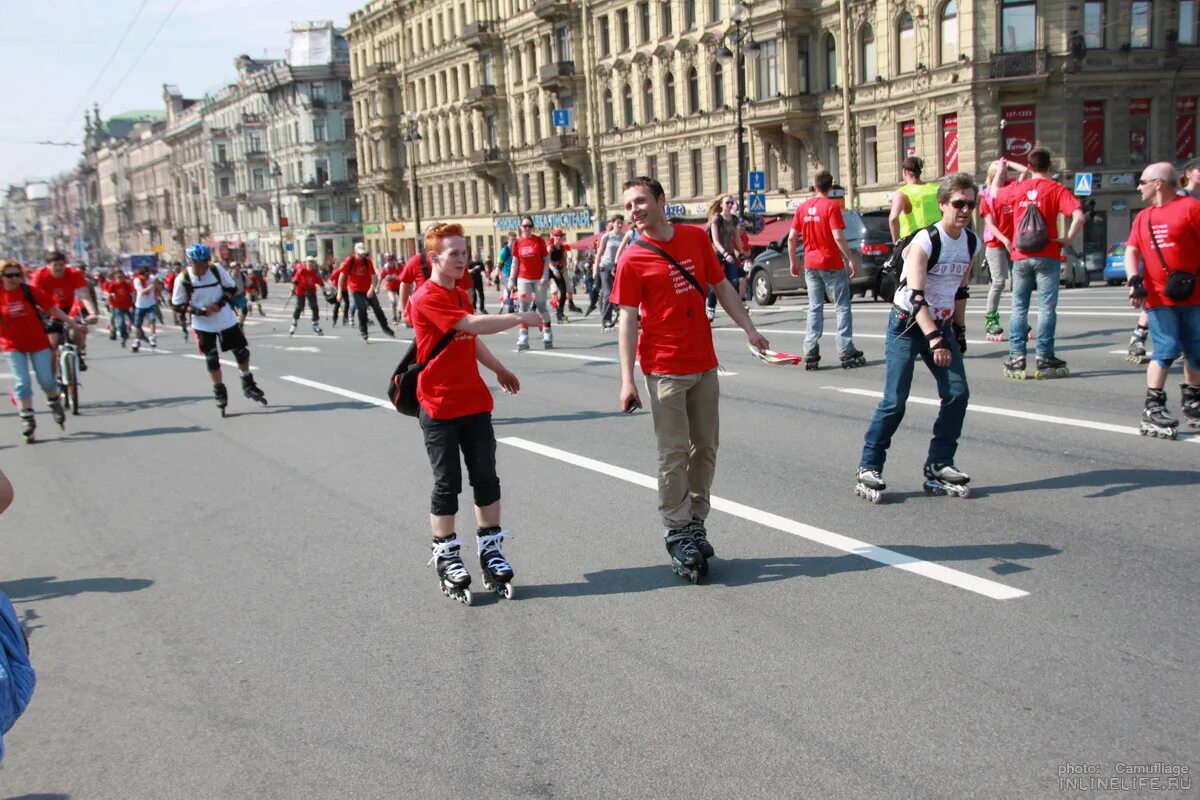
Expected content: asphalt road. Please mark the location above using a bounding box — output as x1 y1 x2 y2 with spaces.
0 284 1196 799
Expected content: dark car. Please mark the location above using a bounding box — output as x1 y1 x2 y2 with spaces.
749 209 893 306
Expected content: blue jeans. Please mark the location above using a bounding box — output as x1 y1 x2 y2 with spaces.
1146 305 1200 370
1009 257 1061 358
706 257 742 311
113 309 133 340
804 267 855 355
6 349 56 402
859 309 969 473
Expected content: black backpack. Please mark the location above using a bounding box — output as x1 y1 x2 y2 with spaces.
1014 202 1050 252
386 291 462 417
885 224 978 288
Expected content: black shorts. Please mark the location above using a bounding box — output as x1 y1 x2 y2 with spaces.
195 324 248 354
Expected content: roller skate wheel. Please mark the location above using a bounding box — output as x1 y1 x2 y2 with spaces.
459 589 473 605
500 581 515 600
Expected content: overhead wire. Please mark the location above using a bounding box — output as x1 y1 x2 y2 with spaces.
97 0 187 110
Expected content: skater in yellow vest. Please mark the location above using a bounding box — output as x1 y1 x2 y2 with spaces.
889 156 942 242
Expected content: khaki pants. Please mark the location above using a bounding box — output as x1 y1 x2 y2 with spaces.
645 368 720 530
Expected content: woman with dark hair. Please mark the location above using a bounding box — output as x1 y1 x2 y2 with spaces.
704 194 744 322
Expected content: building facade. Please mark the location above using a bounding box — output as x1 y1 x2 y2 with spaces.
347 0 1200 260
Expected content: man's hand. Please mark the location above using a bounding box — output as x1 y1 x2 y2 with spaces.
619 382 642 413
495 366 520 394
517 311 544 329
747 330 770 352
789 259 801 278
847 260 858 279
930 337 952 368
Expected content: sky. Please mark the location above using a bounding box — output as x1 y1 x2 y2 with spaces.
0 0 365 189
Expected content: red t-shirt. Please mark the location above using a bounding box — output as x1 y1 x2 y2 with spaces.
979 187 1015 249
29 266 86 313
381 263 403 291
790 197 846 269
164 272 177 294
292 267 324 295
1125 195 1200 308
515 235 549 281
410 281 492 419
0 285 53 353
340 255 376 292
103 278 134 310
610 225 724 376
995 177 1081 261
328 264 349 291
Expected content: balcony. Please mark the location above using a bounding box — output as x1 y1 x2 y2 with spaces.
468 146 508 179
466 84 504 110
538 61 581 91
215 195 237 212
212 158 233 171
209 127 229 138
538 133 586 171
247 189 272 205
245 148 270 162
463 20 500 50
989 49 1049 81
533 0 573 21
239 112 264 127
363 61 396 79
310 97 327 110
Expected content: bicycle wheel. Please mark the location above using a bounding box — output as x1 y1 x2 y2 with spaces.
64 354 79 415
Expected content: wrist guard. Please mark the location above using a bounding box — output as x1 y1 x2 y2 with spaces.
955 286 970 300
953 322 967 354
1128 274 1147 299
926 329 950 352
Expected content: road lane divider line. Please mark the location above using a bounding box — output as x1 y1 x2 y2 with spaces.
265 334 340 340
822 386 1198 443
498 436 1027 600
182 355 257 371
278 376 391 408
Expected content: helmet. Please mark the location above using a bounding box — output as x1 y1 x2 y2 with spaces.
186 243 211 262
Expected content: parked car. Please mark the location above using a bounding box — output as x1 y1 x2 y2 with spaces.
749 209 892 306
1103 242 1128 284
1060 246 1091 288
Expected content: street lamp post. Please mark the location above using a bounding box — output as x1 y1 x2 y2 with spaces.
271 163 284 266
401 111 423 254
717 1 759 216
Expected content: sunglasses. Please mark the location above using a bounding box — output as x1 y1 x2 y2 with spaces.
1137 178 1158 185
2 272 22 279
950 199 977 210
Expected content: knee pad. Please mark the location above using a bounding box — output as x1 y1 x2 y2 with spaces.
232 346 250 363
204 349 221 372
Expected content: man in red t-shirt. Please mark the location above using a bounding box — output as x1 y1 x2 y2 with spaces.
1 261 76 439
377 253 404 323
787 170 864 367
991 148 1085 376
29 251 99 371
102 268 135 347
289 256 325 336
326 260 351 326
1123 162 1200 434
337 243 395 341
979 159 1026 341
612 177 768 581
398 245 473 327
409 222 541 604
507 216 553 349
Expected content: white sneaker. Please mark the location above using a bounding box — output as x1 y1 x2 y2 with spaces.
543 332 554 349
288 323 297 336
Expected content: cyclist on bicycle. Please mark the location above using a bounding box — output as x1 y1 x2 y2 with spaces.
29 251 98 371
171 243 267 414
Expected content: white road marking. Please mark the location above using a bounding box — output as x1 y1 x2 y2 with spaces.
498 436 1027 600
1109 349 1154 356
266 333 340 340
278 375 391 408
261 345 321 353
716 327 997 346
0 373 12 379
822 386 1199 444
524 351 619 363
182 355 257 371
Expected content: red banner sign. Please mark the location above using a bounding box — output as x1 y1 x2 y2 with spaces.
1001 105 1036 161
1178 97 1197 161
901 120 917 158
1082 102 1104 166
942 114 959 172
1129 98 1151 116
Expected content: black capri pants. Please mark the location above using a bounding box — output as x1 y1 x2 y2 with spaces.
292 290 320 321
419 410 501 516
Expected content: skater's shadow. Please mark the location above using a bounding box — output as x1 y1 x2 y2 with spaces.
63 425 208 441
521 541 1058 597
3 794 73 800
236 401 377 416
493 409 632 425
0 576 154 602
972 468 1200 499
1065 369 1148 379
72 396 211 416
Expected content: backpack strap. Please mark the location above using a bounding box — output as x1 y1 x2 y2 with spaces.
418 291 463 367
925 224 942 267
631 238 706 296
421 253 431 281
19 284 48 328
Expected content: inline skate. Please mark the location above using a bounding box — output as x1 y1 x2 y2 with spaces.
840 348 867 369
1002 355 1027 380
288 322 297 336
429 536 473 605
1181 384 1200 429
1126 325 1149 364
922 463 971 497
804 344 820 372
477 526 515 599
516 329 530 352
19 409 35 444
312 321 323 336
1140 388 1178 440
542 328 554 350
213 382 228 417
241 373 267 406
665 528 708 584
984 311 1005 342
688 518 715 559
1034 356 1069 380
854 467 886 504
